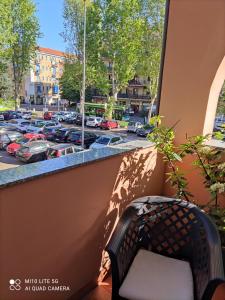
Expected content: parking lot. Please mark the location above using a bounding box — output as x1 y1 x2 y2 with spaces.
0 116 147 170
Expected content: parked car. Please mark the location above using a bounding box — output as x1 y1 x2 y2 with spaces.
43 126 60 141
64 112 78 123
7 119 31 133
127 121 143 133
0 122 15 128
0 113 5 121
6 133 45 155
26 120 62 133
53 127 77 143
90 134 124 149
136 124 154 137
0 131 23 150
67 131 98 148
22 111 32 120
86 116 103 127
43 111 53 120
65 115 77 124
2 110 21 120
52 111 72 122
16 140 54 163
75 114 87 126
100 120 119 130
46 144 84 159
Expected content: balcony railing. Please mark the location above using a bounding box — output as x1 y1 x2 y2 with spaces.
128 79 145 86
92 94 150 100
118 93 150 100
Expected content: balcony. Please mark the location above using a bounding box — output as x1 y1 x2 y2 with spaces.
117 93 150 100
0 1 225 300
128 79 145 86
51 61 58 67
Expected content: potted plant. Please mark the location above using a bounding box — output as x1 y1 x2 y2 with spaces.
148 116 225 267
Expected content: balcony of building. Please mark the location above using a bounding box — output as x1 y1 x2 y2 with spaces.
128 79 145 87
0 1 225 300
117 92 150 100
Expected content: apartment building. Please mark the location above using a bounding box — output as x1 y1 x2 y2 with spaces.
22 47 65 106
93 60 151 113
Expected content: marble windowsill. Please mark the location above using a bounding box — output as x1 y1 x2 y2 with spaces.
0 140 153 188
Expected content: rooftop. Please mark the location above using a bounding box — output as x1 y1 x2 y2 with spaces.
37 46 66 57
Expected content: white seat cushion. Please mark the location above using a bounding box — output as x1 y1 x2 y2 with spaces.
119 249 194 300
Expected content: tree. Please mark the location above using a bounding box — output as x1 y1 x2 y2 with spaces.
0 0 15 100
217 81 225 115
0 63 14 99
62 0 145 119
9 0 40 109
137 0 165 120
0 0 15 59
95 0 145 119
62 0 109 107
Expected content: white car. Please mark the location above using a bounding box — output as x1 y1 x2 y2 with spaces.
26 120 62 133
127 121 143 133
90 134 124 149
7 119 31 133
86 116 103 127
22 112 32 120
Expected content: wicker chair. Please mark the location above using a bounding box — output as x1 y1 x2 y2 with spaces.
106 196 224 300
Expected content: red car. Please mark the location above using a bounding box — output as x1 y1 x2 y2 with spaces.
100 120 119 130
43 111 53 120
6 133 45 155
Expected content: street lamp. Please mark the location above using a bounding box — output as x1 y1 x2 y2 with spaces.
81 0 87 149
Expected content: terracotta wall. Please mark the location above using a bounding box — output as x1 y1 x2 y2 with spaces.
160 0 225 143
160 0 225 203
0 146 164 300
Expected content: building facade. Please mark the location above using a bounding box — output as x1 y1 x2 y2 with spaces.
22 47 65 106
92 60 151 113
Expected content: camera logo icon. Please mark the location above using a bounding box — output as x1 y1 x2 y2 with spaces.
9 279 21 291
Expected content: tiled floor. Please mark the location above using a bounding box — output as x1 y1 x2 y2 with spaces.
82 277 112 300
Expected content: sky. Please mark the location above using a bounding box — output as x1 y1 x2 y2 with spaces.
35 0 65 51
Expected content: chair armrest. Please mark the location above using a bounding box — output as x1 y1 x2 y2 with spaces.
106 206 141 297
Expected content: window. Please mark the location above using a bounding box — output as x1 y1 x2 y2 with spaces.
111 137 120 144
66 147 74 154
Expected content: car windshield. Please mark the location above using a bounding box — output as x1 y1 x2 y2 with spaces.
96 137 110 145
88 118 94 121
69 133 80 139
128 121 135 126
47 149 58 158
32 121 45 127
19 146 29 153
55 129 66 136
16 137 30 144
44 128 54 133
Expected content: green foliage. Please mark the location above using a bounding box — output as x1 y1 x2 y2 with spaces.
216 81 225 115
9 0 41 108
137 0 165 118
148 116 192 201
62 0 147 119
0 98 15 110
118 121 128 128
0 0 16 59
148 116 225 242
181 135 225 208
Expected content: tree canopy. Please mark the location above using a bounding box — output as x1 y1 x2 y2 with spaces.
0 0 40 107
62 0 166 118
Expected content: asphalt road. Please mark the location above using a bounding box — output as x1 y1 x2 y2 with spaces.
0 123 146 171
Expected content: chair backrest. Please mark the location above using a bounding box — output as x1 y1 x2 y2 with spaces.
126 196 224 300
